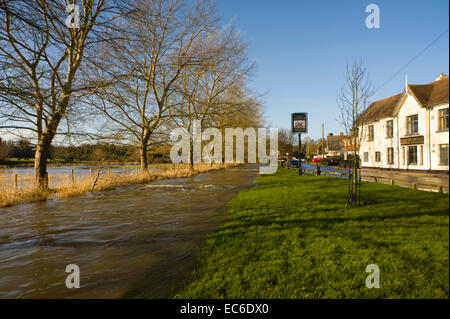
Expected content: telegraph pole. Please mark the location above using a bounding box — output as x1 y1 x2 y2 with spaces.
322 123 324 158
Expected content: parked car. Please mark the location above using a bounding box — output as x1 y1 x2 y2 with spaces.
312 157 323 164
287 159 299 168
327 157 340 165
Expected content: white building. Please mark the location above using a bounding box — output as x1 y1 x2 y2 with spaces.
359 74 449 174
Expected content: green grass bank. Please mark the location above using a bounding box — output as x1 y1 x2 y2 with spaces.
176 168 449 298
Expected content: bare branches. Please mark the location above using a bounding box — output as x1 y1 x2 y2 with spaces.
337 61 374 135
337 60 374 208
91 0 255 171
0 0 133 188
1 0 263 184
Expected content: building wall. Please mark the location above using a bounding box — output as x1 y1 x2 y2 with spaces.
397 94 429 171
383 117 397 169
359 116 398 169
359 91 449 172
431 103 449 171
360 120 380 168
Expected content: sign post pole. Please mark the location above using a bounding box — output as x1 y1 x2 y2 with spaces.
298 133 302 176
291 112 308 177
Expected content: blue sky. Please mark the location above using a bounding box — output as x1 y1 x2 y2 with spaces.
216 0 450 139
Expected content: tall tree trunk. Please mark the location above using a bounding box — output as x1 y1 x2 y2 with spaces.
189 141 194 173
350 130 359 207
34 103 65 190
34 141 50 190
139 144 149 171
140 131 152 172
347 131 359 208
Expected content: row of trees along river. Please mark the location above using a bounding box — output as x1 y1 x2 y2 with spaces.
0 0 263 190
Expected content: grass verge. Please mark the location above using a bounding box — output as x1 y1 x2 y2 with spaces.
175 168 449 298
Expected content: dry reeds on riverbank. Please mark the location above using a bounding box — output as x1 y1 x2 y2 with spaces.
0 163 238 208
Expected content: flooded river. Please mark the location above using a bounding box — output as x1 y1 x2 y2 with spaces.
0 165 258 298
0 165 142 189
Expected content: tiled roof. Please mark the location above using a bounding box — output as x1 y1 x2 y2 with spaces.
358 76 449 123
409 76 449 107
358 93 402 123
327 135 344 151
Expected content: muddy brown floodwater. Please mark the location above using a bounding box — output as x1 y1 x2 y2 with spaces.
0 165 258 298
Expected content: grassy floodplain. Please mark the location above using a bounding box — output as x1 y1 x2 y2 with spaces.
176 167 449 298
0 163 237 208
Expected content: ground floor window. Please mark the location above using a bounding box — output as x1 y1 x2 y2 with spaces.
375 152 381 162
363 152 369 162
408 146 417 165
387 147 394 164
402 147 405 165
439 144 449 165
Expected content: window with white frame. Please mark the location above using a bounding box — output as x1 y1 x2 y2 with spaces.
375 152 381 162
386 120 393 138
408 146 417 165
439 144 449 165
406 114 418 135
387 147 394 164
438 108 449 131
363 152 369 162
368 125 374 141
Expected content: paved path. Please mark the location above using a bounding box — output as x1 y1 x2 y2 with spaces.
361 168 449 187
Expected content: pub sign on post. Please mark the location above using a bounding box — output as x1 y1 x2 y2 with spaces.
292 113 308 133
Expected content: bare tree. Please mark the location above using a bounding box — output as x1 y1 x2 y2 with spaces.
0 0 130 189
303 136 318 158
170 24 255 171
337 61 373 208
0 137 13 162
212 87 264 131
278 129 296 157
91 0 220 171
207 86 264 164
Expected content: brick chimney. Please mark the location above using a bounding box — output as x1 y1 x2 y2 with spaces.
436 73 446 81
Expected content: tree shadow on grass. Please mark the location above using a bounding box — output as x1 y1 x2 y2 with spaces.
211 208 449 241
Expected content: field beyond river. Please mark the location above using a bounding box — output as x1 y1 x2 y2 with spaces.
0 163 238 207
176 167 449 298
